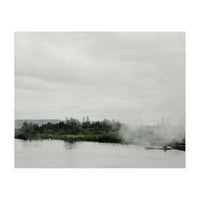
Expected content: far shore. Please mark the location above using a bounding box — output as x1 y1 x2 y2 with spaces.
15 119 185 151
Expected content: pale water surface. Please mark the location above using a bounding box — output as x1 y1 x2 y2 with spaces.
15 139 185 168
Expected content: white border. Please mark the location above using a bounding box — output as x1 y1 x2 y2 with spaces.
0 0 199 200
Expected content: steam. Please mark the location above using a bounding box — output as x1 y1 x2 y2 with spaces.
120 118 185 146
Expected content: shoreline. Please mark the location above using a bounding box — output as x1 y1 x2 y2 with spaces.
15 132 123 143
14 136 185 151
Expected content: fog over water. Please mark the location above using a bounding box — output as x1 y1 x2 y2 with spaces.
15 32 185 126
120 119 185 146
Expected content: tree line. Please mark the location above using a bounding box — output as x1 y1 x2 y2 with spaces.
15 117 122 142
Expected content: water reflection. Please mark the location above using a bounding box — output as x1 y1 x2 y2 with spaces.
15 139 185 168
64 141 77 149
21 139 43 148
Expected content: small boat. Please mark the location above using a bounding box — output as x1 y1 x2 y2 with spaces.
145 145 172 151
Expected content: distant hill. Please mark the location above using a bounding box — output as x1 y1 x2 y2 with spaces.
15 119 64 129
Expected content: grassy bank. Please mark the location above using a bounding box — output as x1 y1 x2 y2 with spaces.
168 138 185 151
15 132 122 143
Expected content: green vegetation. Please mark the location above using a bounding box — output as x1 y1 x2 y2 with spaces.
168 138 185 151
15 117 185 150
15 118 123 143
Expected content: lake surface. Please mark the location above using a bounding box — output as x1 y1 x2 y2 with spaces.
15 139 185 168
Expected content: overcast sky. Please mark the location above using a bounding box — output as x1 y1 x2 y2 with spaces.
15 32 185 125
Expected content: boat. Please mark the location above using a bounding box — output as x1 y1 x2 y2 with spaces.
145 145 172 151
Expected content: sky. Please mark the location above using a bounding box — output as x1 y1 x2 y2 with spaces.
15 32 185 125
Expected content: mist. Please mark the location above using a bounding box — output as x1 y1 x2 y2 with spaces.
120 118 185 146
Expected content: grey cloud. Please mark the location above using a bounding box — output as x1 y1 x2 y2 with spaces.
15 32 185 125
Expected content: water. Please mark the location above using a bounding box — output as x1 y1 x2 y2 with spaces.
15 139 185 168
